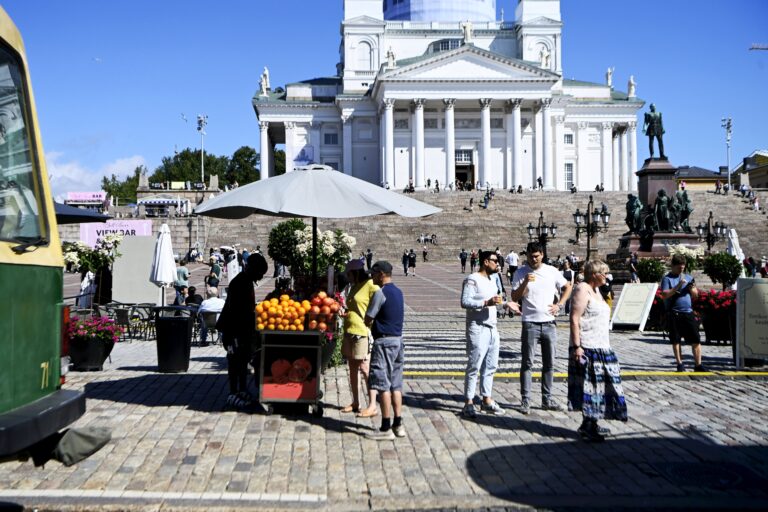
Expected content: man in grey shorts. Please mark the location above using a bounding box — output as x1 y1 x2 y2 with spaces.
364 261 406 440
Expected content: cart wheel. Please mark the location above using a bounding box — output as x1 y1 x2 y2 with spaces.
311 404 324 418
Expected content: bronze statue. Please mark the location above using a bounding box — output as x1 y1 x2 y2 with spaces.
669 193 682 231
654 189 670 231
679 190 693 233
643 103 665 159
624 194 642 234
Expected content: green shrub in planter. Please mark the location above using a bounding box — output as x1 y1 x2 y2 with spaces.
637 258 666 283
702 252 742 289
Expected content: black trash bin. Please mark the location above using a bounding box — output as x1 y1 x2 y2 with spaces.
154 306 194 373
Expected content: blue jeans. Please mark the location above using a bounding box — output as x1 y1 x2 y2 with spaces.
464 322 500 401
521 321 557 402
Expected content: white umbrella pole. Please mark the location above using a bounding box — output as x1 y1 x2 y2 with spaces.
312 216 318 287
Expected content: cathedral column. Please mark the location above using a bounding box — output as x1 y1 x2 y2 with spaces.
534 105 543 182
505 99 522 189
259 121 270 179
480 98 492 187
575 121 588 189
600 122 613 190
553 115 565 190
383 99 395 187
541 98 553 189
612 126 620 191
628 121 638 191
284 122 296 173
443 99 456 189
413 99 425 188
620 126 629 191
342 114 353 175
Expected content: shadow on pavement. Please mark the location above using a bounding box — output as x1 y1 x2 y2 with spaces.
85 374 229 413
467 437 768 510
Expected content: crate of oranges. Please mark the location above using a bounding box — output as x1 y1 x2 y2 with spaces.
306 291 341 332
256 294 310 332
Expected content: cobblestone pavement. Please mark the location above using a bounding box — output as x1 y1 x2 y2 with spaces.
27 262 766 510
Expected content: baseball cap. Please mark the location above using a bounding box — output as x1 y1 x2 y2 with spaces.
370 260 393 275
345 259 364 272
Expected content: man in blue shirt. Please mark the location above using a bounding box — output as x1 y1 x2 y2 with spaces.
660 254 705 372
365 261 406 440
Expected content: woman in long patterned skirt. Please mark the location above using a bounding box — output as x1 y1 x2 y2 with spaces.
568 260 628 442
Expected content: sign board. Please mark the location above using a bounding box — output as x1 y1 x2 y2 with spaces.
80 220 153 248
736 278 768 368
66 191 106 202
610 283 658 331
112 236 162 305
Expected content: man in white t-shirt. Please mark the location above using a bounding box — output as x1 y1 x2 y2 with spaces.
198 287 225 344
460 250 517 418
505 249 519 284
511 242 573 415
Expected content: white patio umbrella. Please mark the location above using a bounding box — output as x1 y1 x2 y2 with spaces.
726 228 747 287
194 164 441 280
150 223 176 305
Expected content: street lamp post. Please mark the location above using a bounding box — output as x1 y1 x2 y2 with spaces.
696 211 728 252
572 195 611 262
527 211 557 262
197 114 208 186
721 117 732 192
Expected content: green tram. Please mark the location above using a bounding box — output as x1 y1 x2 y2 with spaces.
0 7 85 458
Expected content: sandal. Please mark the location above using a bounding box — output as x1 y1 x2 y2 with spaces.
341 404 360 413
357 408 379 418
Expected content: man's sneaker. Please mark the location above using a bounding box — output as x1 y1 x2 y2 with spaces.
366 429 396 441
676 362 685 372
480 401 505 415
541 399 565 412
392 424 406 438
461 404 477 419
519 400 531 415
694 364 708 373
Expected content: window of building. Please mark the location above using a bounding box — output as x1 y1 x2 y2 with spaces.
456 150 473 164
491 119 503 129
424 118 438 129
356 41 372 70
564 133 574 145
565 163 574 189
394 119 409 129
324 133 339 145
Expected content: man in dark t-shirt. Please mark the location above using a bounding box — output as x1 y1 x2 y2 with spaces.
216 253 268 409
365 261 406 440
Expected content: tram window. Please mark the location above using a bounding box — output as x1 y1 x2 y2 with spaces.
0 44 42 242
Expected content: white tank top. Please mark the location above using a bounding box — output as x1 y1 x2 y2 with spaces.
577 294 612 349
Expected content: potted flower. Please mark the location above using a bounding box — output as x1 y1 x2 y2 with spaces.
63 233 124 306
67 316 124 371
693 289 737 344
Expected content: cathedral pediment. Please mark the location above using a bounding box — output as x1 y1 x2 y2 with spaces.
380 45 559 82
519 16 562 26
342 15 386 26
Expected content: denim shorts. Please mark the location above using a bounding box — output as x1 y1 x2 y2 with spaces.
368 336 404 392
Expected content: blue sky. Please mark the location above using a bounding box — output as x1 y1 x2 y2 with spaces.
2 1 766 198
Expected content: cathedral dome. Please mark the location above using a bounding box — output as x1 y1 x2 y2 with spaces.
384 0 496 22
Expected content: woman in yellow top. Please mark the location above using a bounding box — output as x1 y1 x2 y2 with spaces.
341 259 380 417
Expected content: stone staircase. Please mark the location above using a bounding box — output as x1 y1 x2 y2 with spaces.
57 189 768 265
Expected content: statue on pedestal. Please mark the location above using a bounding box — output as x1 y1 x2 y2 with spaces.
624 194 642 234
643 103 665 159
628 75 636 97
679 190 693 233
386 47 396 69
669 193 682 231
653 189 671 231
606 67 614 87
461 20 473 44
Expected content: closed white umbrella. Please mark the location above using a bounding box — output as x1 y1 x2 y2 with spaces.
726 228 747 287
194 165 441 281
150 223 176 305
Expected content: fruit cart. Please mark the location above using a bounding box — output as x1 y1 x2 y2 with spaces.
258 330 324 416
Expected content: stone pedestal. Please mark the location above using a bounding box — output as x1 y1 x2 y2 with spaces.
616 232 700 258
636 157 677 206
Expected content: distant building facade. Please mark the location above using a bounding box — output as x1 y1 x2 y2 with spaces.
253 0 643 191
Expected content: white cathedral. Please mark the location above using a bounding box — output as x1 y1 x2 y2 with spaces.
253 0 643 192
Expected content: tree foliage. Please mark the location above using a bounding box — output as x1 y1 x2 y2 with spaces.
102 166 145 205
226 146 260 185
149 148 229 184
637 258 666 283
268 218 307 268
702 252 742 289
